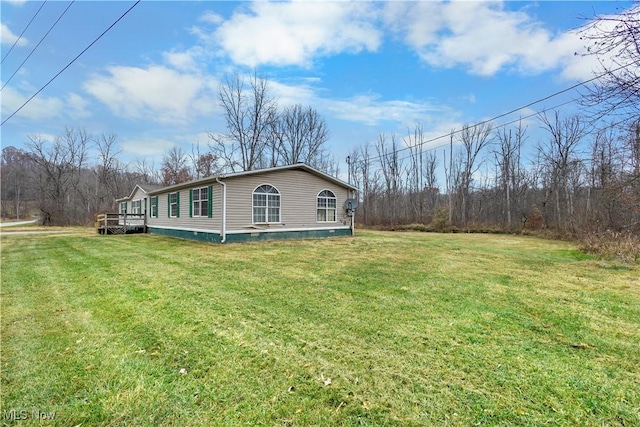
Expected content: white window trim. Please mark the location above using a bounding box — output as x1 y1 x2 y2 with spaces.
317 189 337 223
252 184 281 224
132 199 142 215
150 197 158 218
192 187 208 218
169 192 179 218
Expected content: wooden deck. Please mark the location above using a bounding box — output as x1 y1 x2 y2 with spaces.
95 213 146 235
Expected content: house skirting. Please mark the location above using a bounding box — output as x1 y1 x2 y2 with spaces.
147 226 351 243
147 227 222 243
225 227 352 243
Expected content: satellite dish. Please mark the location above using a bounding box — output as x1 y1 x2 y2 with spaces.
345 198 358 210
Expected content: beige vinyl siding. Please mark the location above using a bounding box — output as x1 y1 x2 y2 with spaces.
144 168 353 236
119 188 147 214
224 169 351 231
130 188 148 214
147 183 223 232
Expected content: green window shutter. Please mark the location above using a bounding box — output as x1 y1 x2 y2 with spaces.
176 192 180 218
156 196 159 218
189 189 193 218
208 185 213 218
167 194 171 217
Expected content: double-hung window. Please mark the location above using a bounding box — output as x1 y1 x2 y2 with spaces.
253 184 280 223
191 187 209 217
120 202 127 215
317 190 337 222
131 199 141 215
169 192 179 218
150 196 158 218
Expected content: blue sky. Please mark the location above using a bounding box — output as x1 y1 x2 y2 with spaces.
0 0 634 171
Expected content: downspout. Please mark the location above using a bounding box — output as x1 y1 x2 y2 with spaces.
351 189 355 236
216 177 227 243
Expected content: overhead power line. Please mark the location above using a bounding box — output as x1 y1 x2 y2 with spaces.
1 1 74 92
387 98 578 166
360 56 640 165
1 0 141 127
390 102 637 167
1 0 47 65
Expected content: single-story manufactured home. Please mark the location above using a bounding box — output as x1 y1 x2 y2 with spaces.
114 163 358 243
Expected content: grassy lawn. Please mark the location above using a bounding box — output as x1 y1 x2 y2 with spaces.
1 230 639 426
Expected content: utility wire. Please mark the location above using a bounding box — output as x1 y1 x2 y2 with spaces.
1 1 47 65
1 1 74 92
390 100 635 167
360 56 640 165
405 98 578 160
1 0 141 127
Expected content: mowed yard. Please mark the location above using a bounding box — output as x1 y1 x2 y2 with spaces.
1 230 638 426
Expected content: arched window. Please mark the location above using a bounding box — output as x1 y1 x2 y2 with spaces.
317 190 337 222
253 184 280 223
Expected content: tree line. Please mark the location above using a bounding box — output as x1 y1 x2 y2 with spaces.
2 6 638 237
4 109 637 237
347 115 640 237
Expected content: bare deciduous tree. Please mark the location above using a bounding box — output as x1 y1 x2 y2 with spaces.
537 111 586 231
1 146 33 219
189 142 219 179
376 133 403 225
494 120 526 227
93 132 123 212
272 104 329 167
579 5 640 121
134 158 161 185
26 127 90 224
161 146 191 186
209 72 277 172
458 123 493 226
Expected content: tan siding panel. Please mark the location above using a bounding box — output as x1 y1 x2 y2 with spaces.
130 188 148 214
225 169 351 231
145 169 352 235
147 183 222 232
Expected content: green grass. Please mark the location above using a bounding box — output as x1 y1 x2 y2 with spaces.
1 230 639 426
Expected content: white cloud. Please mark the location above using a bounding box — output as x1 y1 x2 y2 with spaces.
200 10 223 25
267 77 448 131
1 86 65 121
120 132 215 162
263 76 454 135
120 136 177 157
558 9 639 82
194 0 623 81
383 1 588 78
322 94 447 128
1 86 93 128
197 1 382 67
65 92 91 120
269 79 318 107
162 50 200 72
83 65 219 125
2 0 27 6
1 23 28 46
